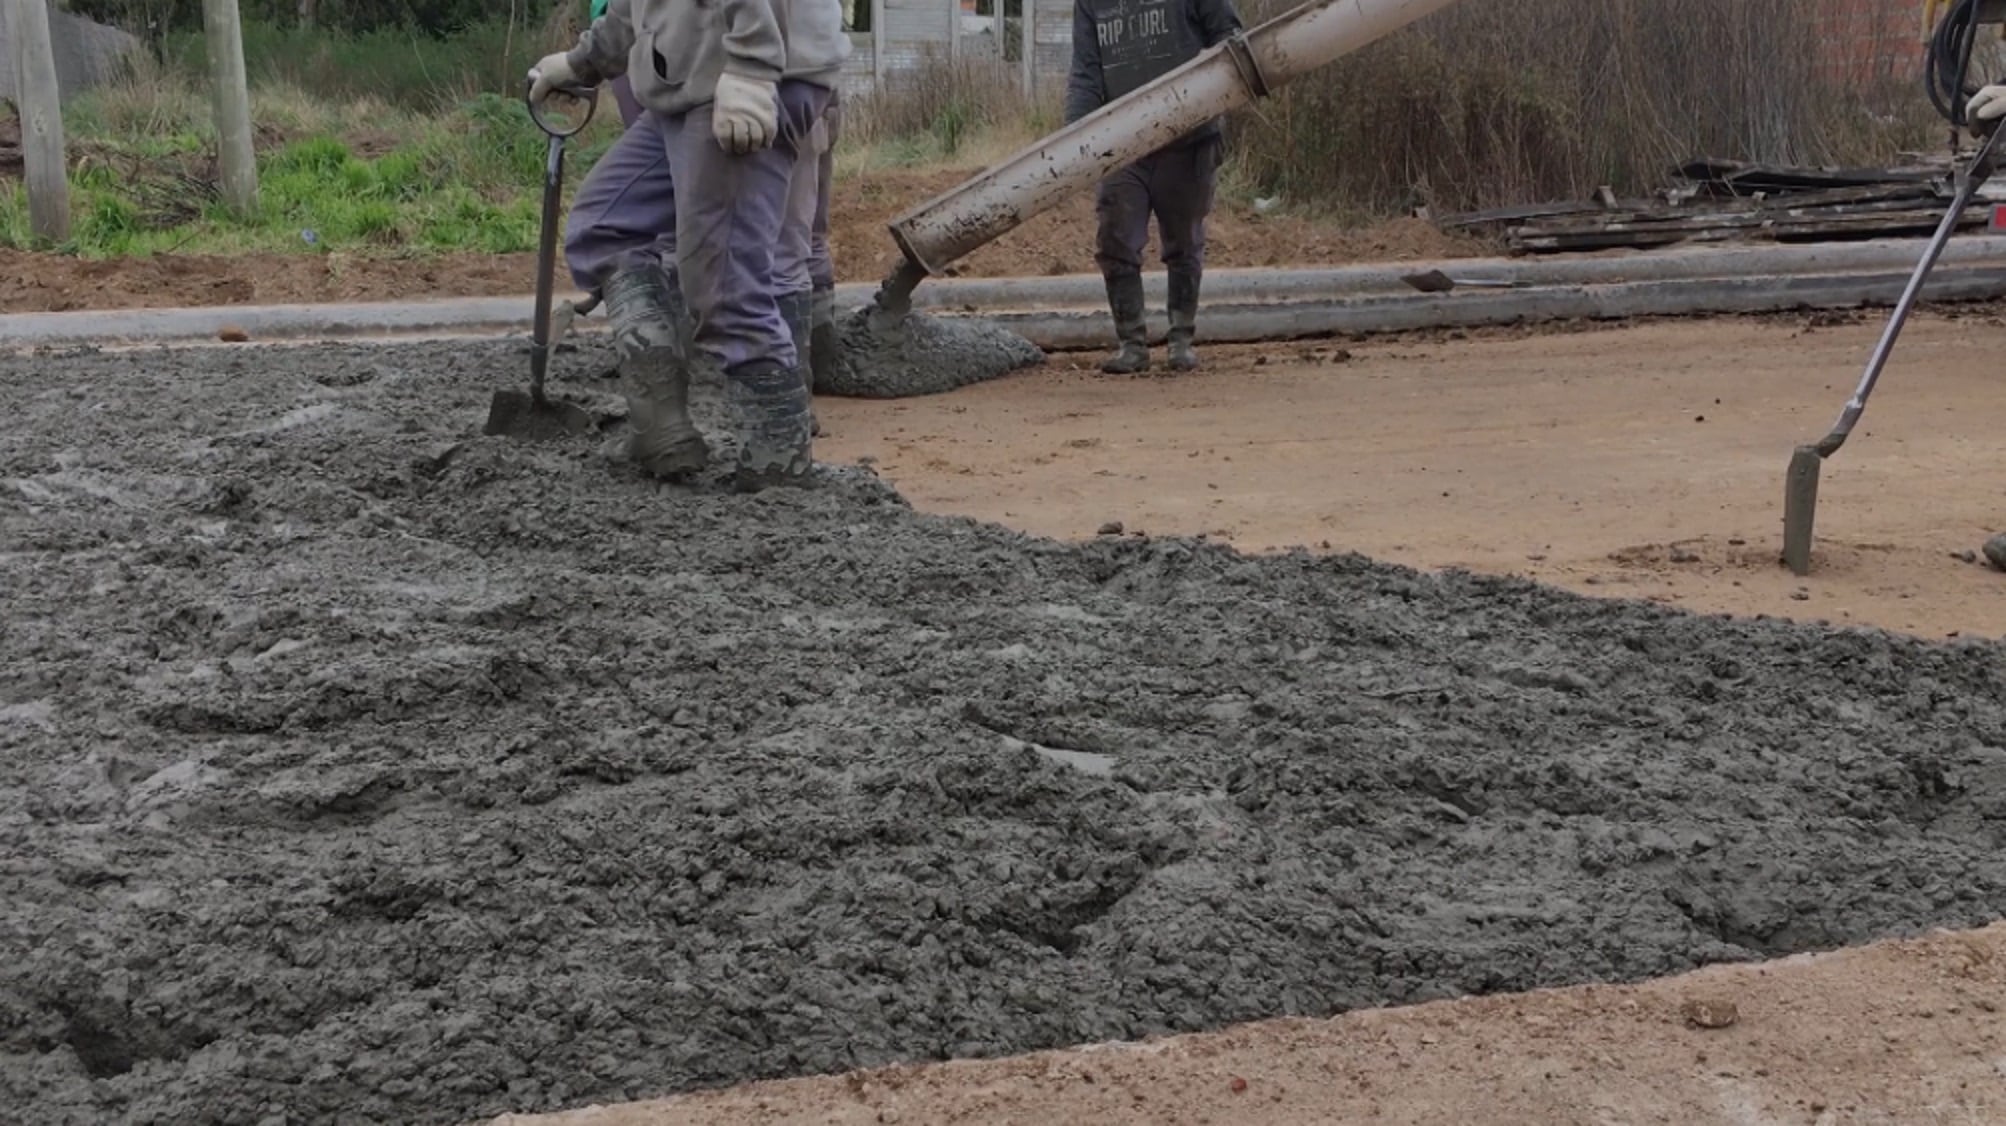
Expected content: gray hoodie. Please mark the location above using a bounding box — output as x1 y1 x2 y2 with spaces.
1064 0 1241 145
567 0 850 120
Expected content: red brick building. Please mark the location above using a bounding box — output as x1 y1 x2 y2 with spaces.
1822 0 1927 83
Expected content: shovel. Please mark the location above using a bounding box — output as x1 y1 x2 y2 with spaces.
484 80 601 441
1400 268 1519 293
1781 122 2006 575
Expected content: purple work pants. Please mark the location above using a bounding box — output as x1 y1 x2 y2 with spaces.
777 97 833 296
808 92 840 294
610 75 642 129
1092 135 1222 286
564 80 831 372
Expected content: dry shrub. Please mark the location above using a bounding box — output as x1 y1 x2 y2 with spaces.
1225 0 1942 214
844 49 1058 157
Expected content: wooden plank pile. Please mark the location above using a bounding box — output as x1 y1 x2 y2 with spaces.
1437 155 2004 254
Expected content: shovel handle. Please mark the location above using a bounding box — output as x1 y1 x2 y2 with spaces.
528 131 569 405
526 77 598 140
1813 123 2006 457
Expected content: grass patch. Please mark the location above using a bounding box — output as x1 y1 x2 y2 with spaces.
7 66 625 256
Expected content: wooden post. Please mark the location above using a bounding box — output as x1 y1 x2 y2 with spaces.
1019 0 1034 95
11 0 71 243
949 0 961 66
202 0 259 216
872 0 886 86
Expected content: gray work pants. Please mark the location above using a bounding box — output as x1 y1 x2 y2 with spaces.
1092 135 1222 285
563 80 831 372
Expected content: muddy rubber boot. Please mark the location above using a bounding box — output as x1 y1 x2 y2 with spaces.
1099 272 1150 375
1166 270 1201 372
727 358 814 492
603 264 709 479
779 289 821 438
809 287 840 414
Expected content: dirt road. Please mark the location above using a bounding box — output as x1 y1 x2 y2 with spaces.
818 308 2006 640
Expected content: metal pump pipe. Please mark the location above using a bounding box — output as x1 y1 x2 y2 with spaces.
872 0 1471 312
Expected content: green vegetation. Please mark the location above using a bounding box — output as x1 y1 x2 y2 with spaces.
8 0 1952 256
3 21 625 257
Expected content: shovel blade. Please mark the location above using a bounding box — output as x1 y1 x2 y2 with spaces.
1781 445 1822 576
483 389 599 441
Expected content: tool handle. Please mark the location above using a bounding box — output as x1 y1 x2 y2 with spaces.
526 77 599 140
529 133 568 404
1814 124 2006 457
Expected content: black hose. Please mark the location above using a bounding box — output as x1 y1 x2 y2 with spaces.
1926 0 1987 125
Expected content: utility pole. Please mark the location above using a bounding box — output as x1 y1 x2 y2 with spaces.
10 0 71 242
202 0 259 216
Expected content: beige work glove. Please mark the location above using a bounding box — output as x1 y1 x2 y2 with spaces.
528 52 583 104
1969 84 2006 125
713 72 779 154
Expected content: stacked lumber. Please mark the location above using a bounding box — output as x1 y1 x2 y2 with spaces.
1437 156 2003 254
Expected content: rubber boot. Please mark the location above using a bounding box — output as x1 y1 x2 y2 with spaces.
779 289 821 437
1166 269 1201 372
728 358 814 491
1100 272 1150 374
809 287 840 398
604 264 709 478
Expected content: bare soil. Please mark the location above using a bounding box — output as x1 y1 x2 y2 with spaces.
816 307 2006 641
0 164 1488 313
491 921 2006 1126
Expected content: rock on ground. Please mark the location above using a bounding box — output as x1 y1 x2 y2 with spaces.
1 339 2004 1126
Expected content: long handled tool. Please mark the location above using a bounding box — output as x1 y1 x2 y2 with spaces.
1781 123 2006 575
484 82 600 441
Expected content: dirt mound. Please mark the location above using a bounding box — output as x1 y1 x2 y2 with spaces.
2 339 2004 1126
822 167 1490 284
0 166 1492 314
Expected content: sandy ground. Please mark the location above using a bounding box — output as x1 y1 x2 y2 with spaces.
816 307 2006 641
493 922 2006 1126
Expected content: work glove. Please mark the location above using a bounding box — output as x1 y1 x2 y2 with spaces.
1969 84 2006 126
528 52 583 105
712 72 779 155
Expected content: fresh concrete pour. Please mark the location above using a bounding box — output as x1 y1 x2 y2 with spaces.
3 337 2005 1126
824 307 1044 398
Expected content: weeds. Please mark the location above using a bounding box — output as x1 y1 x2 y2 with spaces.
1 69 622 255
8 0 1955 256
1223 0 1940 214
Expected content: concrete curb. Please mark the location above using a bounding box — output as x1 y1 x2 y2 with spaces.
1009 265 2006 349
6 237 2006 350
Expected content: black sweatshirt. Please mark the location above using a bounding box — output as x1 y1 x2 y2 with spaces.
1063 0 1243 146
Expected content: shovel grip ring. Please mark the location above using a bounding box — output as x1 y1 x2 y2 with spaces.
526 78 599 140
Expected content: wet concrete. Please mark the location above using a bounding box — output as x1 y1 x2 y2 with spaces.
2 339 2005 1125
821 308 1044 398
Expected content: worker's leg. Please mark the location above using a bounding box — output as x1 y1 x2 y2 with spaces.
663 80 833 490
775 104 828 432
1150 135 1221 373
1092 156 1155 375
807 92 843 396
563 113 707 477
563 111 677 291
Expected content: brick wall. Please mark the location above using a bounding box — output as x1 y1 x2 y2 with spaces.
1820 0 1924 83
